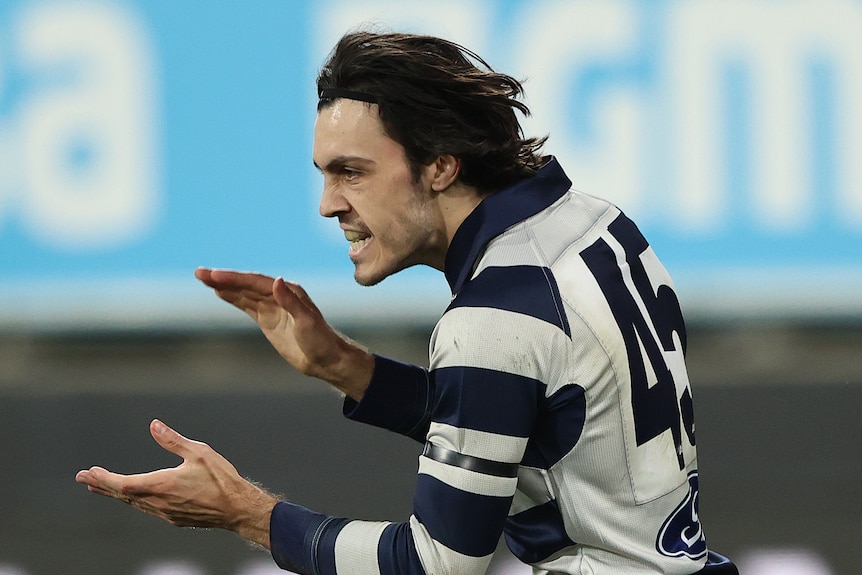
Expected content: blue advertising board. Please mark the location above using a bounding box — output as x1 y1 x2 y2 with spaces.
1 0 861 330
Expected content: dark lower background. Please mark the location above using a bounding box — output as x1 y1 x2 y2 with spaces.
1 322 860 575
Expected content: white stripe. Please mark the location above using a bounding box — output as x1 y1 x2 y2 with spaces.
409 515 494 575
428 422 528 464
333 520 390 575
509 466 554 516
524 191 618 266
430 306 570 386
419 455 518 498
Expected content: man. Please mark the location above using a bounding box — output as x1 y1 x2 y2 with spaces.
76 31 736 574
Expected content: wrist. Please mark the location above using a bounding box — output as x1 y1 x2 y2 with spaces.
328 339 375 402
232 483 279 550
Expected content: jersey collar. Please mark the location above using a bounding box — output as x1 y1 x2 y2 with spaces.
444 156 572 295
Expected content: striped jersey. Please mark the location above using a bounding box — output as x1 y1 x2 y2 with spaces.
270 157 709 574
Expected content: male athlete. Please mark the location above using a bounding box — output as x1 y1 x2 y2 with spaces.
76 31 737 574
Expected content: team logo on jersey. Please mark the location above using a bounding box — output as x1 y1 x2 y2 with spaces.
656 471 707 559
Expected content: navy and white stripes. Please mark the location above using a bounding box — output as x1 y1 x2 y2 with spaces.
270 158 707 574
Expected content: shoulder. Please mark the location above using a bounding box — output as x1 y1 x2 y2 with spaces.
430 264 572 386
449 264 570 339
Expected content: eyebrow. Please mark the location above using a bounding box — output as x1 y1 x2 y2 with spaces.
313 155 376 173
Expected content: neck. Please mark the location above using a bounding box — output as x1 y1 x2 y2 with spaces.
431 181 488 270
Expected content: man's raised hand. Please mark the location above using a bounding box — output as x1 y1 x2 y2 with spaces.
195 268 374 401
75 419 276 549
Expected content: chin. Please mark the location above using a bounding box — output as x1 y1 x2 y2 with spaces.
353 261 402 287
353 268 387 287
353 275 384 287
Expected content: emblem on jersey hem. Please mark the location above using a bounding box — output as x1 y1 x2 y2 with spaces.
656 471 707 560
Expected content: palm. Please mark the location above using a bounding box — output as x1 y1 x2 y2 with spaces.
256 296 326 376
231 284 303 359
194 267 348 381
75 419 275 548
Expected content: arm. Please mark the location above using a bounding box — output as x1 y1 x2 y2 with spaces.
265 283 550 574
342 355 433 443
74 374 531 575
268 361 539 575
197 268 434 440
75 318 542 574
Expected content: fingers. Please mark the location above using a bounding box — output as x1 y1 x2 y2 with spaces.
75 466 175 524
197 268 320 318
74 420 243 530
197 268 284 320
272 277 299 311
194 266 213 284
75 421 197 492
75 466 146 500
195 267 275 293
273 277 322 318
150 419 200 460
282 279 318 310
75 466 110 491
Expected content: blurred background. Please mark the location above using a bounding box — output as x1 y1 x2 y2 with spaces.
0 0 860 574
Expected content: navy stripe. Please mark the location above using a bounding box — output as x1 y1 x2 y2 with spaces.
313 516 350 575
696 551 738 573
504 499 576 564
378 522 427 575
520 384 587 468
448 265 571 337
432 366 541 437
269 501 332 574
343 355 433 443
445 157 571 294
423 442 519 478
413 473 512 557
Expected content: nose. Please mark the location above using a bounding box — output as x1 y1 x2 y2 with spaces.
318 182 350 219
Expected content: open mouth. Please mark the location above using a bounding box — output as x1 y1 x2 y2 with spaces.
345 230 372 255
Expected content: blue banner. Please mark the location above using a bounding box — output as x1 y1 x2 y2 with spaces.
1 0 861 329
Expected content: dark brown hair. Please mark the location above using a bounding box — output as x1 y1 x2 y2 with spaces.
317 31 547 193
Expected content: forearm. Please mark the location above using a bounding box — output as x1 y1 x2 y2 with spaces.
269 470 510 575
269 502 426 575
268 362 535 574
343 355 433 442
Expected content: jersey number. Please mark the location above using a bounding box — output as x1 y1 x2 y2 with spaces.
581 215 696 475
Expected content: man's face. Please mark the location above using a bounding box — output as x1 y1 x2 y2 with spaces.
313 99 446 286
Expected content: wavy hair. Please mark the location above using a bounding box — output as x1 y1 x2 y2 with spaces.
317 31 547 193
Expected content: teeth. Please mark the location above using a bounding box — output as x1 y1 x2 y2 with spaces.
345 231 371 252
345 230 371 245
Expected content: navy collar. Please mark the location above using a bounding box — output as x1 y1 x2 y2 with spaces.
444 157 572 294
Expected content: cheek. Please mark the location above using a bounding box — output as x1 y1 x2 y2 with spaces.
378 208 415 244
364 173 432 245
396 198 436 245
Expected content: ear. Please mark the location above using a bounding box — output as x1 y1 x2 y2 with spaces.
429 155 461 192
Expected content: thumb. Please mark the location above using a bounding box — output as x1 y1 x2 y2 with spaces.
273 277 321 316
272 276 305 315
149 419 194 459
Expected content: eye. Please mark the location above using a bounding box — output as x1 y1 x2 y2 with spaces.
343 167 361 181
